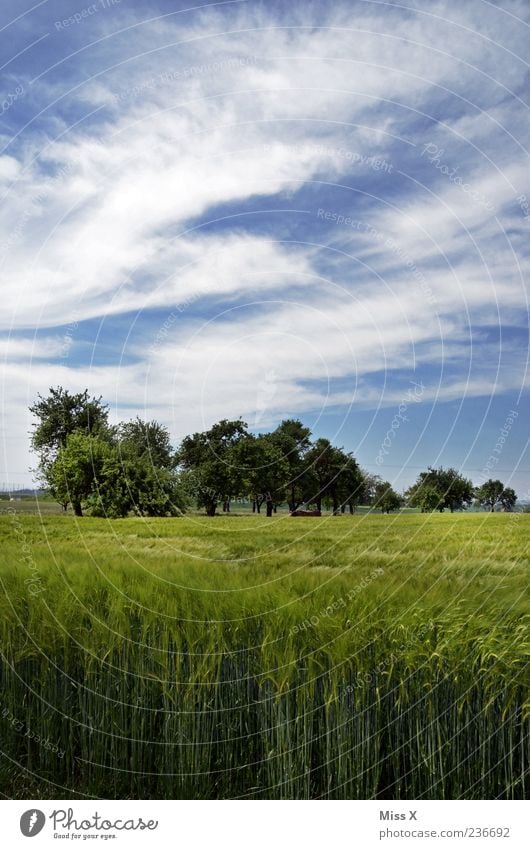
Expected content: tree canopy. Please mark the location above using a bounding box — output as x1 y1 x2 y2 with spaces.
406 467 474 512
30 386 110 472
475 479 517 512
31 388 182 517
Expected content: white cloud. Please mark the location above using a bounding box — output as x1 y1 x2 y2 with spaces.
1 0 529 486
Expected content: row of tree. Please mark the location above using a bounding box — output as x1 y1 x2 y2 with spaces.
405 467 517 513
30 388 518 518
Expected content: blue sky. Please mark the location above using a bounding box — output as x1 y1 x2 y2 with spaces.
0 0 528 495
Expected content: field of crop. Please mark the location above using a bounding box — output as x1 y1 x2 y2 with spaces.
0 511 528 799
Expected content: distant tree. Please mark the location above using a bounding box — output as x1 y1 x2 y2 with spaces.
359 472 380 506
406 480 443 512
304 438 343 513
337 455 366 513
500 487 517 512
177 419 248 515
406 467 474 512
373 481 402 513
304 439 364 514
475 479 516 512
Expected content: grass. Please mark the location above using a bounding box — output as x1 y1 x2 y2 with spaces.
0 510 528 799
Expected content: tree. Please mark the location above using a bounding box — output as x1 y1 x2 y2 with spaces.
30 387 110 473
337 455 366 513
234 434 289 515
269 419 312 511
76 418 181 518
406 467 474 512
359 473 380 507
33 395 186 517
177 419 248 515
48 432 111 516
413 484 443 513
91 454 185 518
475 479 516 512
500 487 517 512
373 481 402 513
305 439 362 514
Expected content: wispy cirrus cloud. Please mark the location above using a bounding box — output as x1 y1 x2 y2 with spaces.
0 0 529 490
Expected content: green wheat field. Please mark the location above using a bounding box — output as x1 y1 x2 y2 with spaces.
0 511 528 799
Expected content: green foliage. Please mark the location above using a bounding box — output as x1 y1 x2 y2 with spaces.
268 419 312 510
118 418 176 469
304 439 364 513
234 434 289 513
48 432 111 516
406 467 474 512
373 480 402 513
475 479 517 512
30 394 519 524
91 454 185 518
177 419 248 515
37 394 185 517
30 386 110 471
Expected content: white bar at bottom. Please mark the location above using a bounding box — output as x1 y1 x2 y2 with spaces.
2 799 527 848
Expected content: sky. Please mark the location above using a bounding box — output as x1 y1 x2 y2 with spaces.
0 0 528 496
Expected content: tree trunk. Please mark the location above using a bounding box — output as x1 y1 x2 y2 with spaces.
72 500 83 517
252 500 256 513
349 503 354 514
266 501 273 517
206 502 217 516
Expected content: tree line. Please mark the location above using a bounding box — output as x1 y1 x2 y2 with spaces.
30 387 518 518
